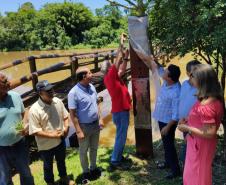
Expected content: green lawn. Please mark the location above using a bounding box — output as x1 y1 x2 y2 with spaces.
13 138 226 185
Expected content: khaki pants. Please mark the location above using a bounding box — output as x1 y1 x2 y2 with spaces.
78 122 100 173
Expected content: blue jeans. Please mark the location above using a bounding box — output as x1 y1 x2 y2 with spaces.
111 111 129 164
40 140 67 183
0 138 34 185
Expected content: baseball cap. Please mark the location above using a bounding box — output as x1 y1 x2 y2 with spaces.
36 80 54 92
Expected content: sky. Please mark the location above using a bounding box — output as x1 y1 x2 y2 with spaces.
0 0 126 15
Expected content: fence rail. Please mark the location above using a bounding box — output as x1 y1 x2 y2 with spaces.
0 49 131 107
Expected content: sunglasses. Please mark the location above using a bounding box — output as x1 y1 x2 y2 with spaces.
39 89 53 95
46 89 54 94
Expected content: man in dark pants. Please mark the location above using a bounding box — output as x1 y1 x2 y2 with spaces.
29 80 74 185
0 73 34 185
158 122 180 178
141 56 181 179
153 63 181 179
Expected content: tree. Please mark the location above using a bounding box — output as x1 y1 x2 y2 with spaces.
42 2 95 44
83 5 127 48
29 10 71 50
0 3 37 50
106 0 154 16
96 5 123 29
19 2 35 11
0 2 94 50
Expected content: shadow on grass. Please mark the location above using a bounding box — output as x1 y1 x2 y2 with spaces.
55 174 74 185
99 140 183 185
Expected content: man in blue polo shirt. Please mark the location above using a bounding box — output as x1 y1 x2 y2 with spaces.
0 73 34 185
68 67 103 183
178 60 201 166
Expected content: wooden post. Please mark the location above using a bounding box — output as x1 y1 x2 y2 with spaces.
94 52 99 72
111 50 114 64
130 46 153 158
28 56 38 91
71 57 78 83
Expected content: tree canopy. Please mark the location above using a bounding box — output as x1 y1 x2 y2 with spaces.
149 0 226 91
0 2 127 51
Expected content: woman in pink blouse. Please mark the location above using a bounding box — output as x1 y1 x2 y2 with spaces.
178 64 224 185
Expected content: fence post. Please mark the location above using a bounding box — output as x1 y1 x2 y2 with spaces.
111 50 114 64
94 52 99 72
28 56 38 91
71 57 78 83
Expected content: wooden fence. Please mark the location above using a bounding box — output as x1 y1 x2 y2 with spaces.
0 49 131 107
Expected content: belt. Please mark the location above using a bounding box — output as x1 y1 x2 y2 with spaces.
80 120 98 125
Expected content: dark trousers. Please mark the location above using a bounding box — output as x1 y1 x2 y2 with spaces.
0 138 34 185
40 140 67 183
158 122 180 174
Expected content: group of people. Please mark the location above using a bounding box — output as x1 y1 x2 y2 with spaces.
0 39 224 185
0 41 131 185
142 55 224 185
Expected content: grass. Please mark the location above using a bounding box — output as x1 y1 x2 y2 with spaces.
12 137 226 185
13 140 183 185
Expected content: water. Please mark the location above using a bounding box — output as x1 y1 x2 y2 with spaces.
0 49 106 94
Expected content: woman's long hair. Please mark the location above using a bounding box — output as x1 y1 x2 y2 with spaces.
192 64 224 102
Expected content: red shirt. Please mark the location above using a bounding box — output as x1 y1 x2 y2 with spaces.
104 65 131 113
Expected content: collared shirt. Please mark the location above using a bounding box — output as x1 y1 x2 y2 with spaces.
29 97 68 151
68 83 98 124
179 80 197 119
0 91 24 146
104 65 131 113
153 67 181 123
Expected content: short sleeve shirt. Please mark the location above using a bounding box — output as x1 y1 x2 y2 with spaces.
29 97 68 151
68 83 98 123
104 65 131 113
179 80 197 119
188 100 224 129
0 91 24 146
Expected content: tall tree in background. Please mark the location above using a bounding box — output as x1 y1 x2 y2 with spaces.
83 5 127 48
0 2 95 50
42 2 95 45
0 2 37 50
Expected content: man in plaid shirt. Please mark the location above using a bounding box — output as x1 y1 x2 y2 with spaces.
151 59 181 179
